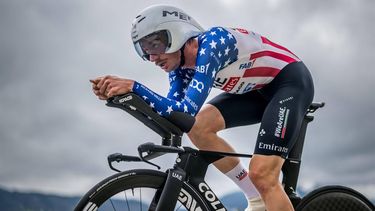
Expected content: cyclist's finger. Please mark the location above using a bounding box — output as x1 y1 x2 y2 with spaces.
98 95 108 100
91 82 99 90
96 75 111 89
90 77 103 85
93 90 106 100
93 89 100 96
107 86 121 98
92 90 106 100
99 79 111 95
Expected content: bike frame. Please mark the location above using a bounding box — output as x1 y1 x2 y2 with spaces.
152 147 227 211
106 93 324 210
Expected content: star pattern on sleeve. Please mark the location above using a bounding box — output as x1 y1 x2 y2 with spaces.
199 48 206 56
166 106 173 114
209 40 217 49
219 36 226 44
197 27 238 71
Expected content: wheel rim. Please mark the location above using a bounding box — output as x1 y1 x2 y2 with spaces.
297 191 374 211
82 177 203 211
86 187 189 211
76 171 209 211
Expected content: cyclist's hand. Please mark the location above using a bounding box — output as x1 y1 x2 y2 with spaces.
90 77 107 100
90 76 134 100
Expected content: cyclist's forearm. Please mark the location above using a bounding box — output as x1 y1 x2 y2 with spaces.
132 81 196 116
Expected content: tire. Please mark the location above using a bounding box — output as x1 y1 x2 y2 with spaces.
296 185 375 211
74 169 210 211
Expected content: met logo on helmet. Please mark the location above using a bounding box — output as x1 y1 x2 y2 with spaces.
163 10 191 21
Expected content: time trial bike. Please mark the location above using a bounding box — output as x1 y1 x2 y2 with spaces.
75 93 374 211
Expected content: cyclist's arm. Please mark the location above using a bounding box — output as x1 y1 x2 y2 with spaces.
166 70 185 101
132 27 235 116
132 81 194 116
132 61 214 116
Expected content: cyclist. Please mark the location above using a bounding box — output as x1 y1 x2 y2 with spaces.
91 4 314 211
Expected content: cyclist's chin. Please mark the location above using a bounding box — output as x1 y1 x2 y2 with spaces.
161 63 178 72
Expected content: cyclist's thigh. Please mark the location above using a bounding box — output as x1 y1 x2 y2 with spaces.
207 91 268 129
194 104 226 132
254 62 314 158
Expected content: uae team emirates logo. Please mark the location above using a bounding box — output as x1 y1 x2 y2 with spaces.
236 169 248 181
274 107 290 139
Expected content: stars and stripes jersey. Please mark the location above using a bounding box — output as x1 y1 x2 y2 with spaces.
132 26 300 117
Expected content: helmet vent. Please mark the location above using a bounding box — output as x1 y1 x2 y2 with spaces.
137 16 146 23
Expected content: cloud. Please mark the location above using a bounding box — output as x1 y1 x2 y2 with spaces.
0 0 374 201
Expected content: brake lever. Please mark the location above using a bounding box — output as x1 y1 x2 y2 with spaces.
107 153 143 173
107 153 122 173
138 151 161 170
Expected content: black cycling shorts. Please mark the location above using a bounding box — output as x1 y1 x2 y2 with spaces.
208 62 314 158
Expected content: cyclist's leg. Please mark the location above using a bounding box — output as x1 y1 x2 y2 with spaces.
249 61 314 211
188 104 238 172
188 91 268 204
188 91 267 172
250 155 293 211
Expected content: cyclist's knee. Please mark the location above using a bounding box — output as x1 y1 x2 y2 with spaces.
249 155 283 194
249 171 278 194
188 105 224 144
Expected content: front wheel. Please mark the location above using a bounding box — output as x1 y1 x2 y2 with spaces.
296 185 374 211
74 169 210 211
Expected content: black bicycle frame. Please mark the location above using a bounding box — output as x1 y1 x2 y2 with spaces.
106 93 324 210
144 117 316 210
137 115 314 211
143 145 228 211
282 115 314 206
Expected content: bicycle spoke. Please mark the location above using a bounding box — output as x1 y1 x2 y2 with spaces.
139 188 142 211
77 174 206 211
175 203 183 211
109 198 117 211
75 171 209 211
123 191 131 211
82 181 218 211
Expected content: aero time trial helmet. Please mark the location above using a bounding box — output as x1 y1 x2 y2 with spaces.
131 4 204 60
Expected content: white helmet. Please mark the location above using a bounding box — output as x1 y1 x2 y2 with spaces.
131 4 204 60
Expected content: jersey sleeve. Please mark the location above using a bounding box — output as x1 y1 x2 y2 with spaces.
132 27 238 117
132 80 196 116
166 69 185 101
181 27 239 115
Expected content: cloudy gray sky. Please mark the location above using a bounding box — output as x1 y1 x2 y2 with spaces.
1 0 374 201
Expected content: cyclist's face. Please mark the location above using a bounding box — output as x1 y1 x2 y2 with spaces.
149 51 180 72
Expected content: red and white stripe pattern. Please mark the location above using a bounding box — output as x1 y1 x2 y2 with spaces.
214 28 300 94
